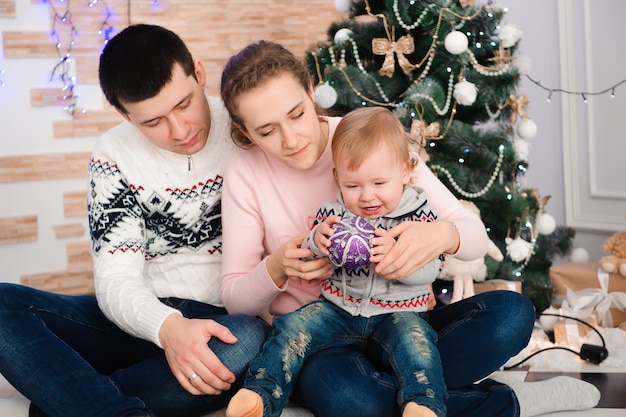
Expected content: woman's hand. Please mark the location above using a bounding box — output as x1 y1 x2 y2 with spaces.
374 221 458 280
159 314 238 395
266 231 333 287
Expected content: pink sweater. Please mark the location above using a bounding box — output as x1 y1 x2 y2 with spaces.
221 116 488 317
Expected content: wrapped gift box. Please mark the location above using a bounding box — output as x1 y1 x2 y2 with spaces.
553 315 598 345
474 279 521 294
549 262 626 327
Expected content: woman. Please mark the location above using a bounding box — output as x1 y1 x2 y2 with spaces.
218 40 600 417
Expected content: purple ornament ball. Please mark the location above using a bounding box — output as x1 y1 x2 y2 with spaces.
328 216 375 270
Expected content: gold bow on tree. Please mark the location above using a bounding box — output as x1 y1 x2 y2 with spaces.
505 94 529 122
459 0 475 7
409 119 441 162
372 34 415 77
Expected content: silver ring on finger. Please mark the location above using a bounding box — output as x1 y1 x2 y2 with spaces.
189 372 199 382
297 272 302 280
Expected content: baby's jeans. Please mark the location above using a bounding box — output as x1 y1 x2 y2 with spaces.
244 299 447 417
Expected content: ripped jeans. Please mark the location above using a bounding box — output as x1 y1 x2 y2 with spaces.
243 299 447 417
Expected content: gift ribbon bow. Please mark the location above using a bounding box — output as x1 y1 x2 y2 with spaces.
372 34 415 77
562 268 626 327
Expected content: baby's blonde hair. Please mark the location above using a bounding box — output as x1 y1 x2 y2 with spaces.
332 107 415 171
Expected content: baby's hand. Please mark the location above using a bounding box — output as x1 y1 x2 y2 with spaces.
314 215 341 255
369 228 395 264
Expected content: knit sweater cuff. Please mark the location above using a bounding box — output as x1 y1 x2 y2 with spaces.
139 304 183 348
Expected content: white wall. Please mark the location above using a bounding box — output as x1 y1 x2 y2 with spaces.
505 0 621 262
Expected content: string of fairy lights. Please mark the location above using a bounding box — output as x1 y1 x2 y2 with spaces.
2 0 159 114
46 0 116 114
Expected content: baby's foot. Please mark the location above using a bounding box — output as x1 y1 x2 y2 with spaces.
226 388 263 417
402 402 437 417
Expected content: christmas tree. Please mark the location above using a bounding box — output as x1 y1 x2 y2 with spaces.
305 0 575 312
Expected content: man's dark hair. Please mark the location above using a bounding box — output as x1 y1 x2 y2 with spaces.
98 24 196 114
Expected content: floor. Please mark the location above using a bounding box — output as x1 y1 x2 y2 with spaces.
1 324 624 416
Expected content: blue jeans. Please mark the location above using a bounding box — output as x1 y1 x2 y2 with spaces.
0 283 271 417
246 300 447 417
292 290 534 417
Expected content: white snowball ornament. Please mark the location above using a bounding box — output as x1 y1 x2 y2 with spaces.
497 24 523 48
453 79 478 106
444 30 469 55
570 247 590 263
314 82 338 109
333 28 353 45
512 138 531 161
334 0 352 14
513 54 533 75
516 118 538 140
539 306 560 331
535 213 556 235
505 236 534 262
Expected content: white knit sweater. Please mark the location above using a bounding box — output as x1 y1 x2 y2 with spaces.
88 95 235 347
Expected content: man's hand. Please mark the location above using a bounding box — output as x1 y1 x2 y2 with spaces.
159 313 238 395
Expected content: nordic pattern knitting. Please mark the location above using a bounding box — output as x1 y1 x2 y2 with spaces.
88 157 224 259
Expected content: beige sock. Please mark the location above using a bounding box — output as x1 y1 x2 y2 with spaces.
490 374 601 417
225 388 264 417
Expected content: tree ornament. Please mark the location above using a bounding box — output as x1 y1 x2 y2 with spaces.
505 236 534 262
517 118 538 140
505 94 529 123
314 82 338 109
536 213 557 235
334 0 352 14
334 28 353 45
453 79 478 105
497 24 524 48
513 54 533 75
409 118 441 162
328 216 375 270
372 34 415 77
512 138 531 161
570 247 590 263
459 0 475 7
444 30 469 55
487 45 513 67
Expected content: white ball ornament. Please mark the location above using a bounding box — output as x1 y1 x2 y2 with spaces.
333 28 353 45
535 213 556 235
512 138 531 161
570 247 590 263
517 118 538 140
513 54 533 75
453 79 478 106
314 82 338 109
444 30 469 55
539 306 560 331
334 0 352 14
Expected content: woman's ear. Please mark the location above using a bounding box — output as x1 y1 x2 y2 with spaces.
234 121 254 144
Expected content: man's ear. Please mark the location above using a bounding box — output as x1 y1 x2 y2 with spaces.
194 60 207 89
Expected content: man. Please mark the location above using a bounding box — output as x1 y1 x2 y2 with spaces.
0 24 269 417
